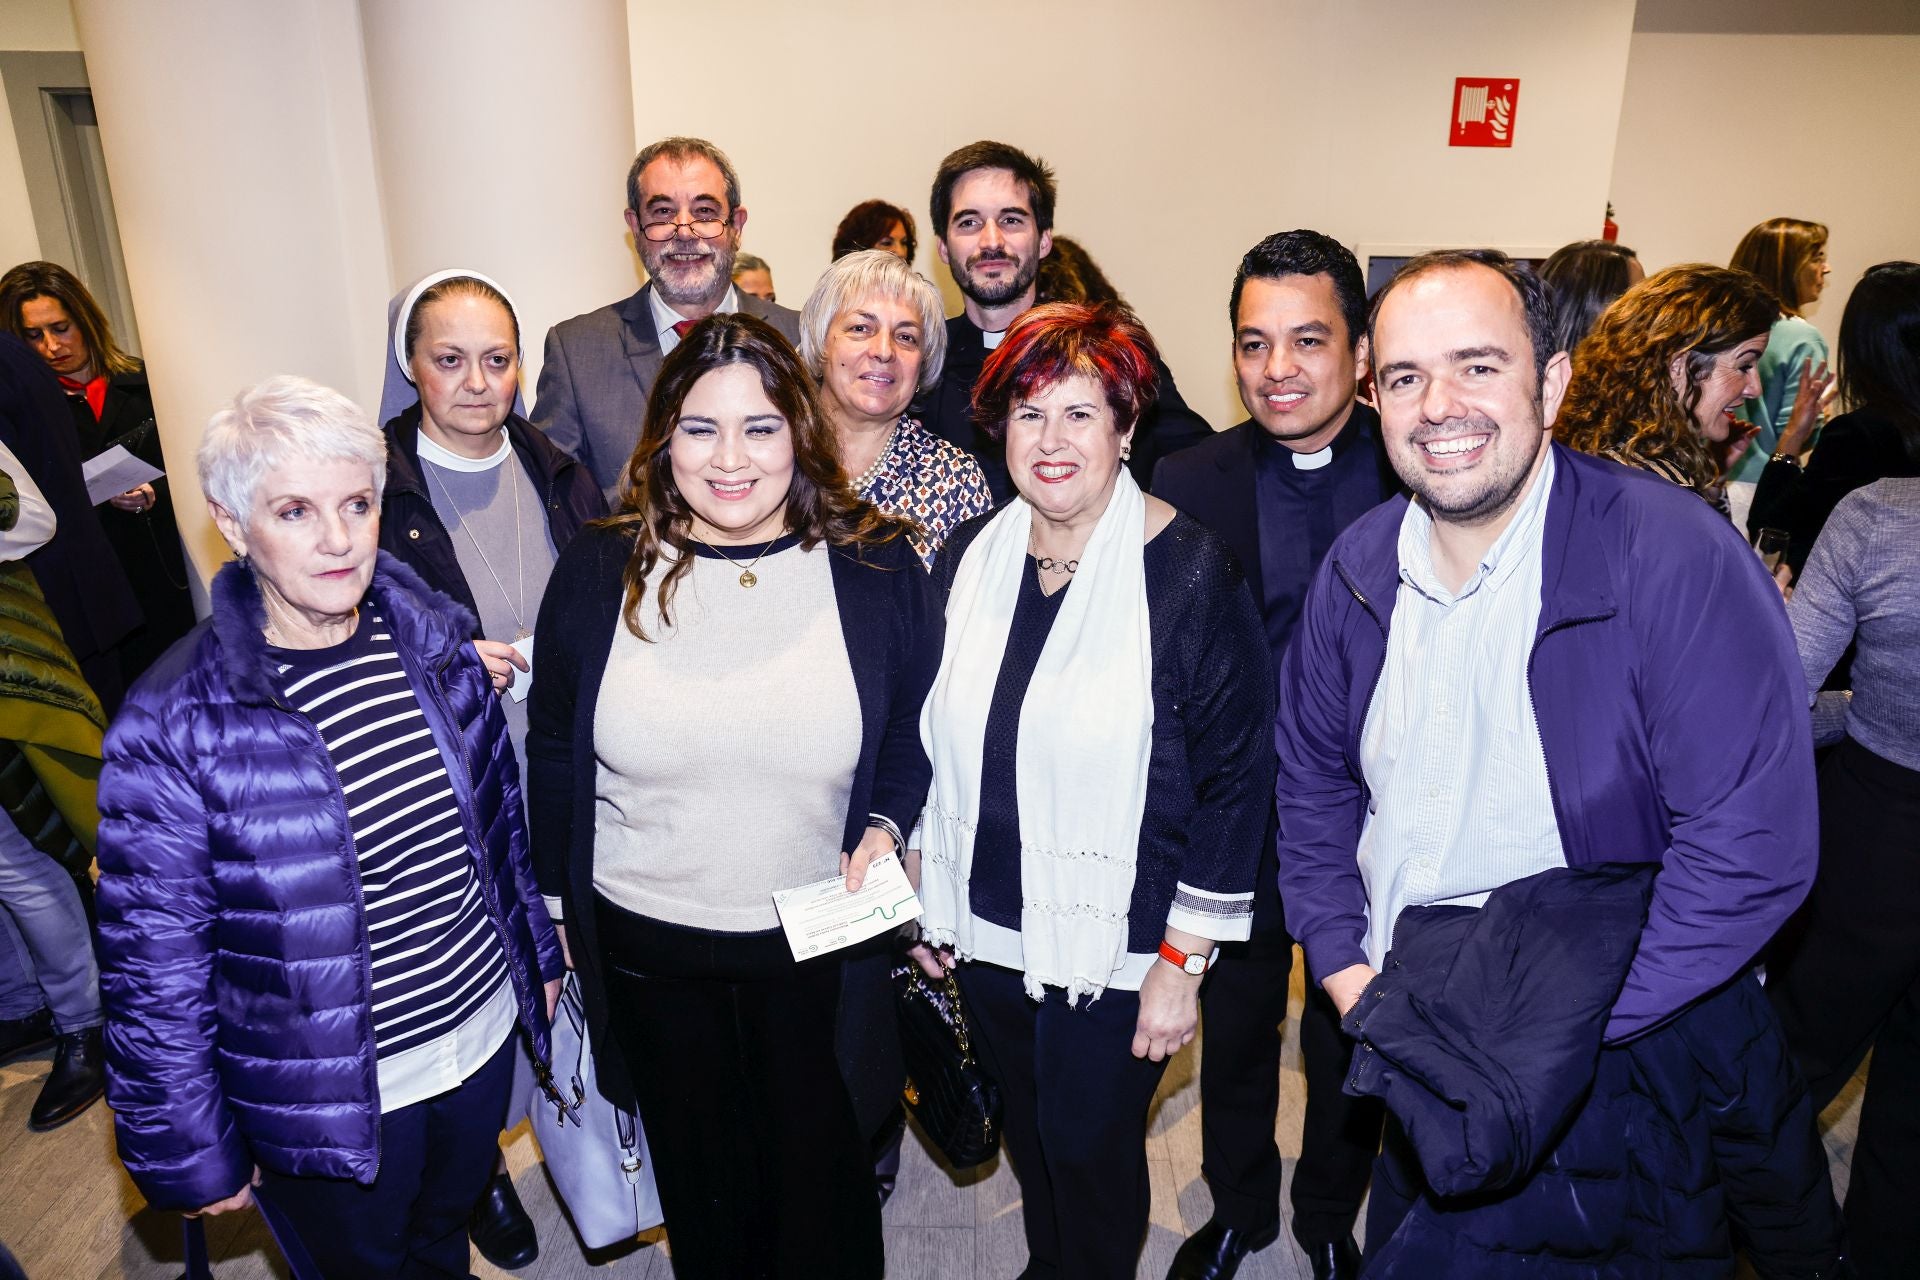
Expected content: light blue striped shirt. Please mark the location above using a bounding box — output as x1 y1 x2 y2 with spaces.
1356 448 1566 969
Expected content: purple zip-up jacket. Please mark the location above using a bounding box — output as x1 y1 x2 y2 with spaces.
1275 444 1816 1041
96 553 563 1211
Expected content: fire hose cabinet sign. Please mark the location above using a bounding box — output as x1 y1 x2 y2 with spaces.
1451 77 1519 148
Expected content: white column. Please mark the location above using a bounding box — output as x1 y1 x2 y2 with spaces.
68 0 392 597
358 0 638 398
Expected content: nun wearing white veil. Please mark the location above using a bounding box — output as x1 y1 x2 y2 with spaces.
374 269 605 1269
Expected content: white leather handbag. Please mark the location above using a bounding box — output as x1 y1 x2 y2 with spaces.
531 972 665 1248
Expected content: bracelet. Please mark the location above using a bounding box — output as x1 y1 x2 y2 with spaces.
866 813 904 853
1769 450 1803 469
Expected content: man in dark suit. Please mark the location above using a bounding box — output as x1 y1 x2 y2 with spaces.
533 136 800 499
917 140 1211 497
1153 232 1397 1280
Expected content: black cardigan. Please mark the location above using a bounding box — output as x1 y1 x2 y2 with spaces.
932 509 1275 957
378 403 607 630
526 522 940 1105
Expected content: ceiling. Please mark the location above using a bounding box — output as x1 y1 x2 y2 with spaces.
1634 0 1920 34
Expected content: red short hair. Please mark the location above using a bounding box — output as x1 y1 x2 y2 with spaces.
970 302 1160 440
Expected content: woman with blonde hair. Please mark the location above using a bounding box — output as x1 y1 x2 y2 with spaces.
797 249 991 569
1726 217 1834 530
1558 264 1780 516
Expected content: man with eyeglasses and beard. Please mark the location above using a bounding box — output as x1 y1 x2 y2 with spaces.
534 136 800 500
917 140 1211 497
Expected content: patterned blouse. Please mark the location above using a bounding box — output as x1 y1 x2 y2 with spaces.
1601 444 1732 518
855 416 995 569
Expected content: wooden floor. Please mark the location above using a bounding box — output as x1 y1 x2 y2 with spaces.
0 956 1865 1280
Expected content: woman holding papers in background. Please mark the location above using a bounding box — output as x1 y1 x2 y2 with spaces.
913 302 1273 1279
2 261 195 684
526 313 939 1280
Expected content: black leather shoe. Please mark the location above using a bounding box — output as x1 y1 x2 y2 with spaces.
1302 1235 1363 1280
27 1025 104 1130
468 1171 538 1270
1166 1218 1281 1280
0 1007 54 1064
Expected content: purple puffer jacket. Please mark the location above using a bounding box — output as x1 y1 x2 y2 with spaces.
1276 444 1817 1042
96 553 563 1211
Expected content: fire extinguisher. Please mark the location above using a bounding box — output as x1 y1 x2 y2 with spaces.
1602 202 1619 243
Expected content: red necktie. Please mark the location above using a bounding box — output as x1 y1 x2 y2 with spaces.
671 319 697 340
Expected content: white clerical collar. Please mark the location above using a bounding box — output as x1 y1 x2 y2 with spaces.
1291 445 1334 471
981 327 1007 350
417 428 511 473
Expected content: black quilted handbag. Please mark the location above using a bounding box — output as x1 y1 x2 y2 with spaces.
891 960 1002 1169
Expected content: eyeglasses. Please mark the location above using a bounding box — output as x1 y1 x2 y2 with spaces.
639 216 730 242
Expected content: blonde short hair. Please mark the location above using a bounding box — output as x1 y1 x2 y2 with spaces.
798 249 948 393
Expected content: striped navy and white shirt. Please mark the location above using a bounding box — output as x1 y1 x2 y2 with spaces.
271 610 514 1109
1355 447 1567 969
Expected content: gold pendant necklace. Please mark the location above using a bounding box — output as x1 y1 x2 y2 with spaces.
697 535 779 587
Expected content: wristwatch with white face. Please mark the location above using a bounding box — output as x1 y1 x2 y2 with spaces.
1158 939 1217 976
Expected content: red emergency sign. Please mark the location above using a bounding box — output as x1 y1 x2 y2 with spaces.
1450 78 1520 148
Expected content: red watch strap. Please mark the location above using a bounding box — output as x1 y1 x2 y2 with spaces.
1158 940 1191 968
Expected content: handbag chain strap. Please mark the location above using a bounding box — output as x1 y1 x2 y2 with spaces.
940 971 975 1067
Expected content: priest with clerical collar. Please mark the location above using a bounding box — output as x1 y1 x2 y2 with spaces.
1151 230 1401 1280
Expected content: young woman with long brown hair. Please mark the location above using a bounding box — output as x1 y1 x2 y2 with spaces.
525 313 938 1279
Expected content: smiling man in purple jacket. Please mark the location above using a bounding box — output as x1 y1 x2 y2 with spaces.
1274 250 1818 1257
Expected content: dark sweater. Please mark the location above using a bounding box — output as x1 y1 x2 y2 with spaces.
379 403 607 628
1748 405 1920 575
935 510 1276 960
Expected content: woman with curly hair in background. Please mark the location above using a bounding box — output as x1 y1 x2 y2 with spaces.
1557 264 1781 518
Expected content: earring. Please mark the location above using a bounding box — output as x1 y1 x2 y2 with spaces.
1120 439 1133 461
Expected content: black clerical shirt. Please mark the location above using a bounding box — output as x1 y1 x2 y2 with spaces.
1250 403 1396 675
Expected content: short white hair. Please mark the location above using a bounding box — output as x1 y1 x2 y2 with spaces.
798 249 948 393
198 375 387 524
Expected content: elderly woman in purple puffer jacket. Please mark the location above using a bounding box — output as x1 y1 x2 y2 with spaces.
94 375 563 1280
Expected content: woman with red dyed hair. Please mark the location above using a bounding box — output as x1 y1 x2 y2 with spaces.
913 302 1273 1277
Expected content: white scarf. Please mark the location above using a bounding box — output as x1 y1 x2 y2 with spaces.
918 470 1155 1001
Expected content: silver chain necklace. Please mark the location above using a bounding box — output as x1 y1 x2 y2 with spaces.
424 448 531 639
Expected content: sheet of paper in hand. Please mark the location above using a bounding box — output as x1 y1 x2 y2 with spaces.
82 445 164 506
772 851 923 961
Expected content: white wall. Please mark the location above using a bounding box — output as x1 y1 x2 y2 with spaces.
0 0 80 267
1609 32 1920 349
73 0 394 587
360 0 634 404
627 0 1636 427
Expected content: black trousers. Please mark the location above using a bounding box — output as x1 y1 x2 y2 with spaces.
959 961 1170 1280
1199 848 1382 1246
1768 737 1920 1280
595 898 882 1280
257 1031 514 1280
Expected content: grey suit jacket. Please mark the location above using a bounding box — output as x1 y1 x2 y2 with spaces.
532 282 802 498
